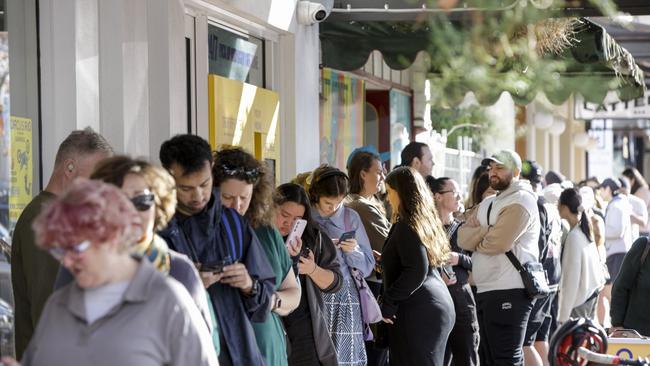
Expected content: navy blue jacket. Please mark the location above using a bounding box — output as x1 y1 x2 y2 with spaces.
159 190 275 366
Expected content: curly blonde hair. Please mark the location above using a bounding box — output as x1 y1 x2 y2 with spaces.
90 156 177 231
385 167 450 267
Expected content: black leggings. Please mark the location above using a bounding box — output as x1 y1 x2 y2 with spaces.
286 318 320 366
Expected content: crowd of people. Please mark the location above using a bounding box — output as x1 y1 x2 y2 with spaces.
7 128 650 366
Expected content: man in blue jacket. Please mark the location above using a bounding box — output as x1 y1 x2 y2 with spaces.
158 134 275 366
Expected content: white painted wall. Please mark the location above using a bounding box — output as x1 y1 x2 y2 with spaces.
39 0 189 182
38 0 318 184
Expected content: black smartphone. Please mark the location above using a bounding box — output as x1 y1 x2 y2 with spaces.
200 262 226 273
200 256 234 273
300 246 311 258
339 230 356 243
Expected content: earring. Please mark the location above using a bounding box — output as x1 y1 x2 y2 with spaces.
68 164 74 172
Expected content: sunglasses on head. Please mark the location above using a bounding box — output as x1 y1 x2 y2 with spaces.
222 165 260 179
130 193 155 211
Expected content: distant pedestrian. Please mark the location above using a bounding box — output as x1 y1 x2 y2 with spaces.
400 141 434 177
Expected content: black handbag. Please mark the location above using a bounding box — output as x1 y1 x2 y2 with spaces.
505 251 551 299
486 201 550 299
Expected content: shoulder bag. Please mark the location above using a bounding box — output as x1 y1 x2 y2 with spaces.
487 202 550 299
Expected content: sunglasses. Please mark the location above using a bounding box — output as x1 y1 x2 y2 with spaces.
49 240 92 261
130 193 155 211
222 165 260 179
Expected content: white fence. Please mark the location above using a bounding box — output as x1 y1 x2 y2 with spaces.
441 147 483 197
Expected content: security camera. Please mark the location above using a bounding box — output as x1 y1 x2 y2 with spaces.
297 1 330 25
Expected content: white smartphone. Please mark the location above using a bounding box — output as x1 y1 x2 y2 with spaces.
285 219 307 247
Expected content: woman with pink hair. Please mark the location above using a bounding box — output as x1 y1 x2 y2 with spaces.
3 179 218 366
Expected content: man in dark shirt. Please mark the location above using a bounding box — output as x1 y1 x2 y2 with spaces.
11 127 113 359
158 134 275 366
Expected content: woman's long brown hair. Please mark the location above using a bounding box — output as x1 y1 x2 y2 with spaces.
385 167 449 267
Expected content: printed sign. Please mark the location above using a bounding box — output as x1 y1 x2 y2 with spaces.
575 91 650 119
9 116 32 224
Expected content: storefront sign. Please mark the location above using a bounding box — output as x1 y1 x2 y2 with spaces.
208 26 260 83
9 116 32 224
320 68 365 169
575 91 650 119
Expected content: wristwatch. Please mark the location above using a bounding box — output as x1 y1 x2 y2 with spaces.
245 278 259 297
272 293 282 311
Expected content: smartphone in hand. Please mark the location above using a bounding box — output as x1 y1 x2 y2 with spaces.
285 219 307 247
339 230 356 243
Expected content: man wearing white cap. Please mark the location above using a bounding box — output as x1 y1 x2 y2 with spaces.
458 149 540 366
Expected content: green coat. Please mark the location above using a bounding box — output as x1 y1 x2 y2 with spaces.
611 237 650 336
10 191 58 359
251 226 292 366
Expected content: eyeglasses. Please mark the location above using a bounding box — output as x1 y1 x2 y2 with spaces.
130 192 155 212
49 240 92 261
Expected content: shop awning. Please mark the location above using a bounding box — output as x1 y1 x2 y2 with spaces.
320 18 647 105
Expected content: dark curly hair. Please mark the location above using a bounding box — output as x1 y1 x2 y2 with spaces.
213 147 274 228
308 165 349 204
91 156 177 232
159 134 213 176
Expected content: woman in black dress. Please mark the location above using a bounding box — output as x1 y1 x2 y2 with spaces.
381 167 455 365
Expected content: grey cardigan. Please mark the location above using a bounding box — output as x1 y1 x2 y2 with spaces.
305 231 343 366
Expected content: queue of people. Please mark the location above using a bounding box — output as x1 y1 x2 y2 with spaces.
8 129 650 366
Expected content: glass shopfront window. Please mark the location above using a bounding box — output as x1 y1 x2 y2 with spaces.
208 23 265 87
0 0 11 244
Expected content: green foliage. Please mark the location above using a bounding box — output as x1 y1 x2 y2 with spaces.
423 0 619 107
430 106 492 152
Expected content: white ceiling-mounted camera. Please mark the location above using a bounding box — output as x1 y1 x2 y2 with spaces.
297 1 330 25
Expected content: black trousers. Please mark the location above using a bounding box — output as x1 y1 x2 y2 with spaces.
444 284 479 366
285 316 321 366
476 289 534 366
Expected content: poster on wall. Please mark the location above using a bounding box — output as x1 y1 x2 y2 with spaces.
389 89 412 170
320 68 365 170
9 116 32 226
207 74 281 184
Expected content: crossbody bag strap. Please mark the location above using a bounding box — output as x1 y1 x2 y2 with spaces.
487 202 494 226
505 251 524 273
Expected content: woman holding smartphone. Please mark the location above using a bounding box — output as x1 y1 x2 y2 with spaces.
308 165 375 366
213 147 300 366
382 167 455 365
345 150 391 366
275 183 342 366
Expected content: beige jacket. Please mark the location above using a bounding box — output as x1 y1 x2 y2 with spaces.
458 180 540 293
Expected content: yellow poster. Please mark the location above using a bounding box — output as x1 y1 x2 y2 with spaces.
9 116 32 224
208 74 281 184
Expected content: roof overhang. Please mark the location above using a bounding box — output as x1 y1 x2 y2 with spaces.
320 15 647 105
